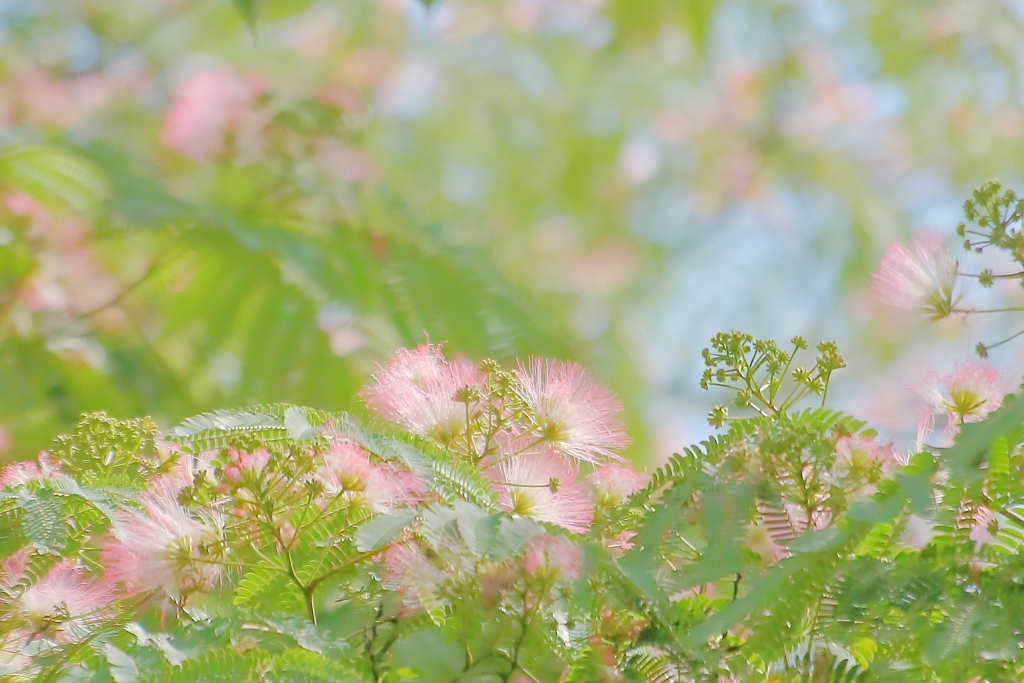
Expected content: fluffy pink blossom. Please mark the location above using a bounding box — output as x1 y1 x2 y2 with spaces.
615 530 638 551
314 441 420 512
0 548 31 587
102 495 223 601
589 463 646 505
833 433 896 479
144 444 196 497
222 448 272 484
0 452 61 488
9 562 113 640
496 448 594 533
160 70 264 161
0 630 34 672
523 535 581 581
920 360 1003 444
925 360 1003 423
362 345 484 444
871 229 959 319
515 359 629 464
382 542 447 614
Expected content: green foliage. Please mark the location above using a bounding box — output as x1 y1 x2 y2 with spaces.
0 145 110 214
7 335 1024 682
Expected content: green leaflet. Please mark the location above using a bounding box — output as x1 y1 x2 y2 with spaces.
368 435 498 509
146 647 269 683
18 488 65 551
103 643 139 683
168 404 349 452
489 515 544 560
270 648 359 683
230 0 261 29
233 555 285 606
0 144 110 213
354 507 420 552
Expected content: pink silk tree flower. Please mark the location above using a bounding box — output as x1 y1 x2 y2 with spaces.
615 530 638 552
833 433 896 480
382 542 447 615
147 455 194 499
314 441 378 494
102 495 223 601
361 345 485 444
514 359 629 464
0 548 31 588
496 448 594 534
222 448 272 484
920 360 1003 445
589 463 646 506
871 228 960 320
10 561 113 641
160 70 263 162
0 630 34 673
314 441 421 513
523 534 581 581
0 452 61 488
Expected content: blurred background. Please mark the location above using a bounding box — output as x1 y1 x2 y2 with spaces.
2 0 1024 464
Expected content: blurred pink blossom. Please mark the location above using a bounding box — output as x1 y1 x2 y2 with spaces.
102 495 222 600
523 534 581 580
13 561 113 640
589 463 645 505
314 441 420 512
160 70 265 162
0 452 61 488
0 548 31 589
382 542 447 615
746 519 789 564
833 433 896 479
872 229 960 319
615 530 637 551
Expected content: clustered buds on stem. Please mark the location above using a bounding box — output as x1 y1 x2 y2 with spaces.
701 331 845 424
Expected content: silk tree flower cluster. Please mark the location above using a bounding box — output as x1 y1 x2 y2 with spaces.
0 339 1023 682
0 347 650 681
361 344 632 533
